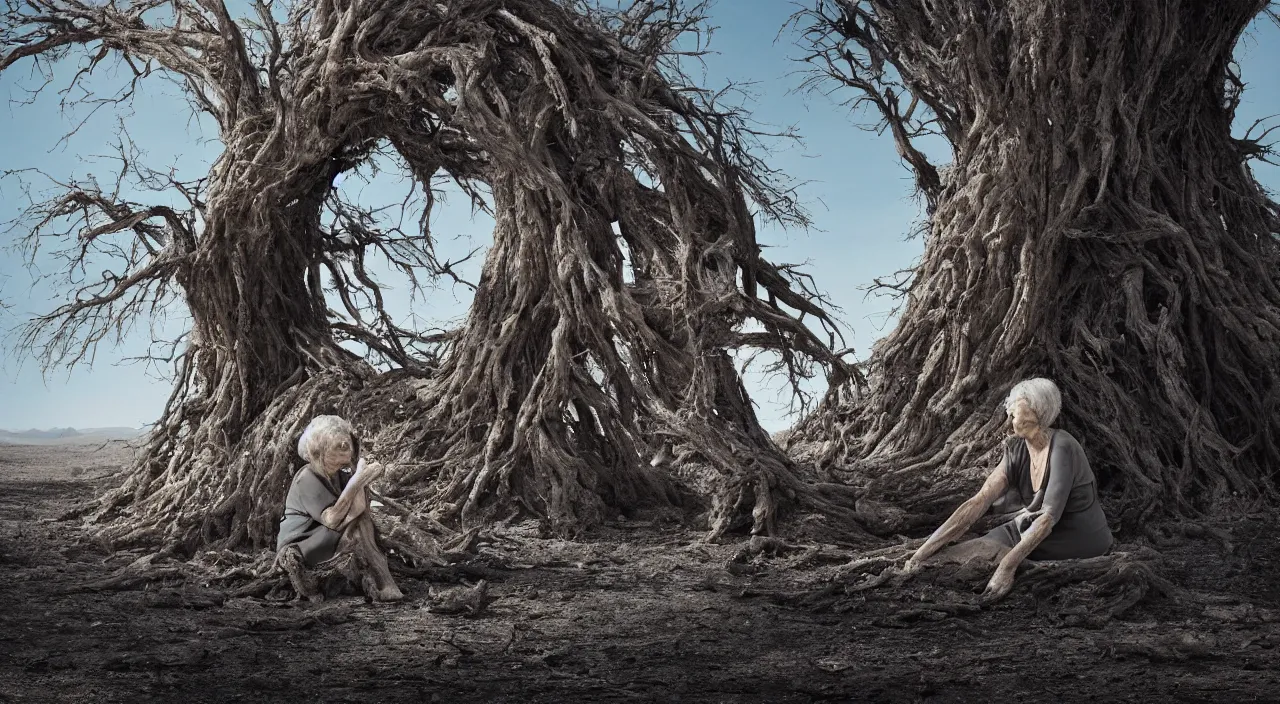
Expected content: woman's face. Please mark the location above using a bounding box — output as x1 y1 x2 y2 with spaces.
320 432 354 473
1009 397 1040 438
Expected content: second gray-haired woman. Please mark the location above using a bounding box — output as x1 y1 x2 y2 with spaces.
904 378 1112 600
276 415 403 602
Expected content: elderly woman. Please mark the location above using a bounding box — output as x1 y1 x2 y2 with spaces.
904 378 1112 600
277 415 403 602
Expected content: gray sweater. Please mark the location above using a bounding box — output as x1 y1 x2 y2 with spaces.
276 465 352 566
984 430 1113 560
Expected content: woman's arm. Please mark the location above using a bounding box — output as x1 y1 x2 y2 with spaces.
333 485 371 532
320 459 385 530
290 470 339 525
982 441 1074 600
906 456 1010 569
980 512 1053 600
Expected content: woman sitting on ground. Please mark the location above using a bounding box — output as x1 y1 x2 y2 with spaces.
904 378 1113 600
276 415 403 602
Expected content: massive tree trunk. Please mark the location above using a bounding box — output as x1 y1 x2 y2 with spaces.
3 0 426 553
4 0 858 553
89 125 379 552
793 0 1280 530
366 2 864 539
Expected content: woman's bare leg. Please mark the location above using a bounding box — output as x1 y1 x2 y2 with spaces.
337 512 403 602
321 460 384 529
276 544 323 602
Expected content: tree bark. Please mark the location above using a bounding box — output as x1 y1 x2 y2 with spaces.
92 144 372 552
371 3 862 539
5 0 858 552
794 0 1280 530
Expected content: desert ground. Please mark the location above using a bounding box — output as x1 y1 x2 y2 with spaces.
2 441 1279 703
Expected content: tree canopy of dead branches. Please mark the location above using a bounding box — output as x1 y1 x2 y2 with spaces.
2 0 862 553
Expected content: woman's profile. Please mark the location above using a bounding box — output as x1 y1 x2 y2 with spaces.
904 378 1113 600
276 415 403 602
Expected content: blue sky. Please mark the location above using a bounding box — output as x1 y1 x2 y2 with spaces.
2 2 1279 432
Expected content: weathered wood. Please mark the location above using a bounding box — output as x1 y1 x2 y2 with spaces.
2 0 858 553
792 0 1280 531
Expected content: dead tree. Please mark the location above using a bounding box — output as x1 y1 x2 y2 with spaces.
791 0 1280 530
2 0 857 554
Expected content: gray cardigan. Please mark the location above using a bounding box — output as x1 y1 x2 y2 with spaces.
276 464 352 566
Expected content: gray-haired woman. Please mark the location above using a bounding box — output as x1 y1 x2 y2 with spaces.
276 415 403 601
904 378 1112 600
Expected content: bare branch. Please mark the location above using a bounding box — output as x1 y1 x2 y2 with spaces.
1 0 266 127
791 0 957 210
2 144 198 370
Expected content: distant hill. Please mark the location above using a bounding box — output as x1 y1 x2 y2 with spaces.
0 427 143 445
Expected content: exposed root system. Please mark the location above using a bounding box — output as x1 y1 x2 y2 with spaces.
790 0 1280 532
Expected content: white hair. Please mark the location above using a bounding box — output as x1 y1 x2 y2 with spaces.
1004 378 1062 428
297 415 356 465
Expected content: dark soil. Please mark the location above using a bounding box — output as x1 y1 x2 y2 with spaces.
2 443 1278 703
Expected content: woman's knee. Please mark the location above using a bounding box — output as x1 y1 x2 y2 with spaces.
338 512 381 552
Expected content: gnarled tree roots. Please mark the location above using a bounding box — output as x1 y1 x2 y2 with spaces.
65 505 487 605
4 0 864 555
789 0 1280 534
737 539 1180 626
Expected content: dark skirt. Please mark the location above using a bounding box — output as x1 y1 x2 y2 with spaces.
983 508 1113 561
285 523 343 567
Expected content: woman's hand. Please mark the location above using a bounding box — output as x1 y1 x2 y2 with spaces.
898 557 925 585
321 460 387 530
359 460 385 482
1012 508 1040 533
981 563 1016 602
902 544 932 575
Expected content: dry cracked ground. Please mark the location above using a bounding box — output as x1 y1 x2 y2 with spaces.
2 442 1278 702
